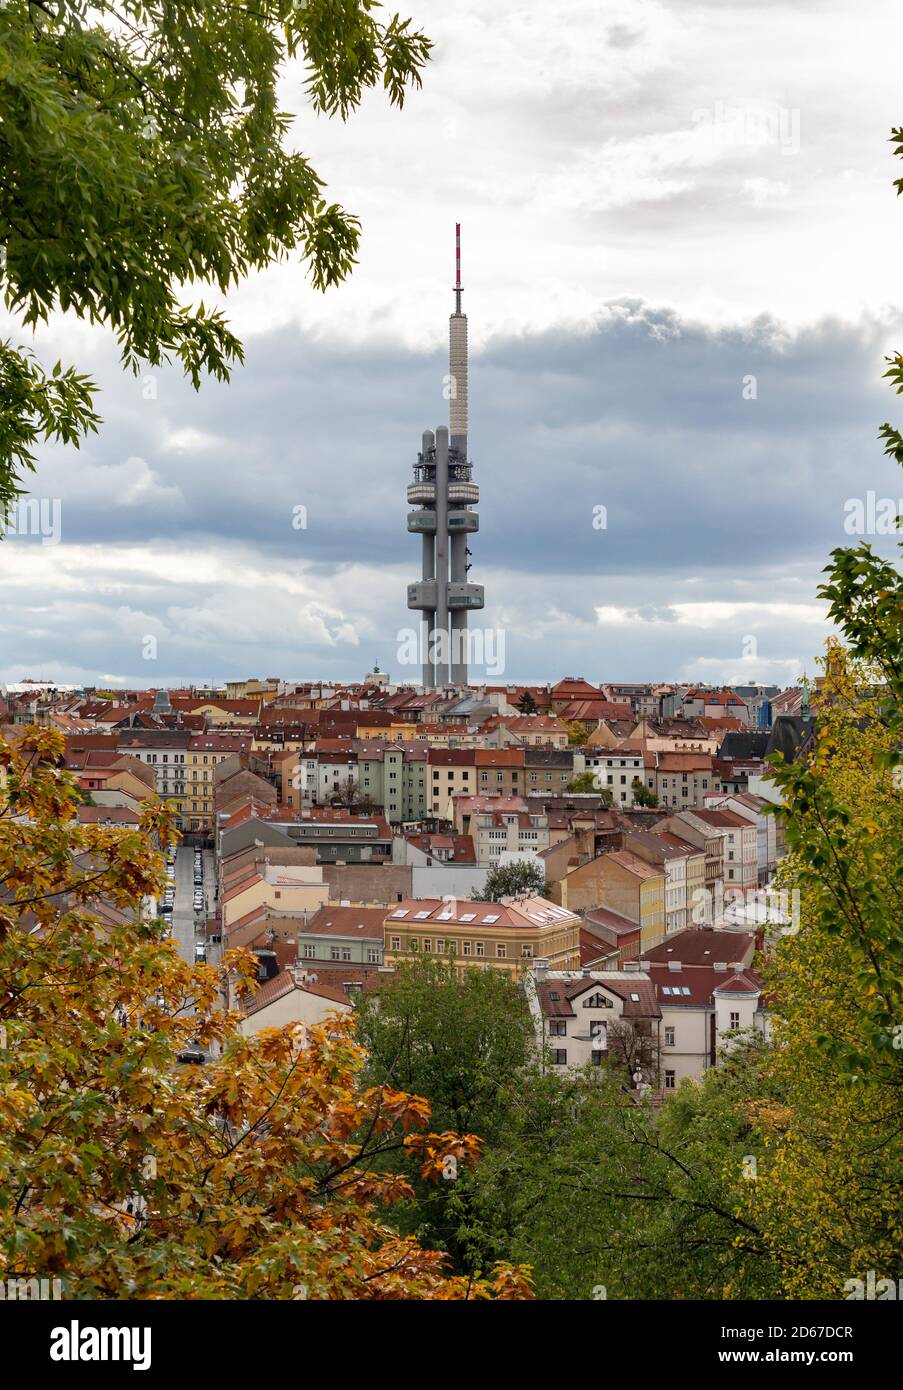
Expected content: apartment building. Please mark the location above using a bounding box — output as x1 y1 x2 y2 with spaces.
486 715 569 748
312 738 359 804
527 926 764 1086
596 849 666 952
683 807 758 894
383 896 581 976
622 828 703 936
453 794 529 836
640 928 761 1085
471 807 550 867
656 811 726 895
602 683 661 718
679 689 751 725
655 752 714 809
296 904 386 969
583 745 654 804
523 747 576 795
357 741 429 823
240 966 354 1036
115 729 192 828
475 748 525 800
526 965 661 1074
705 791 777 885
222 863 329 931
186 733 250 833
429 748 477 816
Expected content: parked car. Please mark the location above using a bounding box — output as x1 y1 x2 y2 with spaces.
175 1049 205 1065
194 944 207 962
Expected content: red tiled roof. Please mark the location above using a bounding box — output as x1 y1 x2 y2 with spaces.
642 928 755 966
304 906 386 939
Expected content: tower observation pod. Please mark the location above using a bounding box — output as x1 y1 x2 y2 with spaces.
406 224 484 687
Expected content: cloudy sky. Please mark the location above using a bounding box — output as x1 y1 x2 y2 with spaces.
3 0 902 688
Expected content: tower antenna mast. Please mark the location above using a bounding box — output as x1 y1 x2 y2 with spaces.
454 222 463 313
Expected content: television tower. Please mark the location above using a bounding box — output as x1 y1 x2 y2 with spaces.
406 225 484 687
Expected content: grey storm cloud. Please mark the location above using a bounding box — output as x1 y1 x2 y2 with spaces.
2 299 900 687
25 300 901 572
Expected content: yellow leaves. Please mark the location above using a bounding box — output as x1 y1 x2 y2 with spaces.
743 1099 794 1133
406 1130 483 1183
0 728 530 1303
0 1086 38 1123
484 1263 534 1301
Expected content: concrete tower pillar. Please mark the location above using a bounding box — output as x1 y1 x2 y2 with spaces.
434 426 450 686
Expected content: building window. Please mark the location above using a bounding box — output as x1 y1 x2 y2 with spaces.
423 939 431 952
729 1011 740 1029
589 1020 606 1039
665 1026 675 1047
552 1049 567 1066
549 1020 566 1036
303 945 316 959
664 1070 676 1090
475 942 484 957
462 941 472 956
367 949 380 963
390 937 401 951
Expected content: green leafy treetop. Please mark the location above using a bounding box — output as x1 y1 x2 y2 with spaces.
565 770 613 803
0 0 432 519
630 777 658 807
479 858 551 902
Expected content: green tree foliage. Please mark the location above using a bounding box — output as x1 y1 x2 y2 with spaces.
483 1040 783 1301
630 777 659 807
565 771 612 803
355 957 536 1275
480 859 550 901
0 0 431 517
357 955 784 1299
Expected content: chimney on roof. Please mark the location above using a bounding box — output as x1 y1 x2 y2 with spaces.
714 961 728 972
667 960 682 972
533 956 549 981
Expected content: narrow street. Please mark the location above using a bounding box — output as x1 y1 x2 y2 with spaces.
170 844 216 966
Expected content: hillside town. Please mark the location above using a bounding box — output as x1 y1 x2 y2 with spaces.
1 672 815 1094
